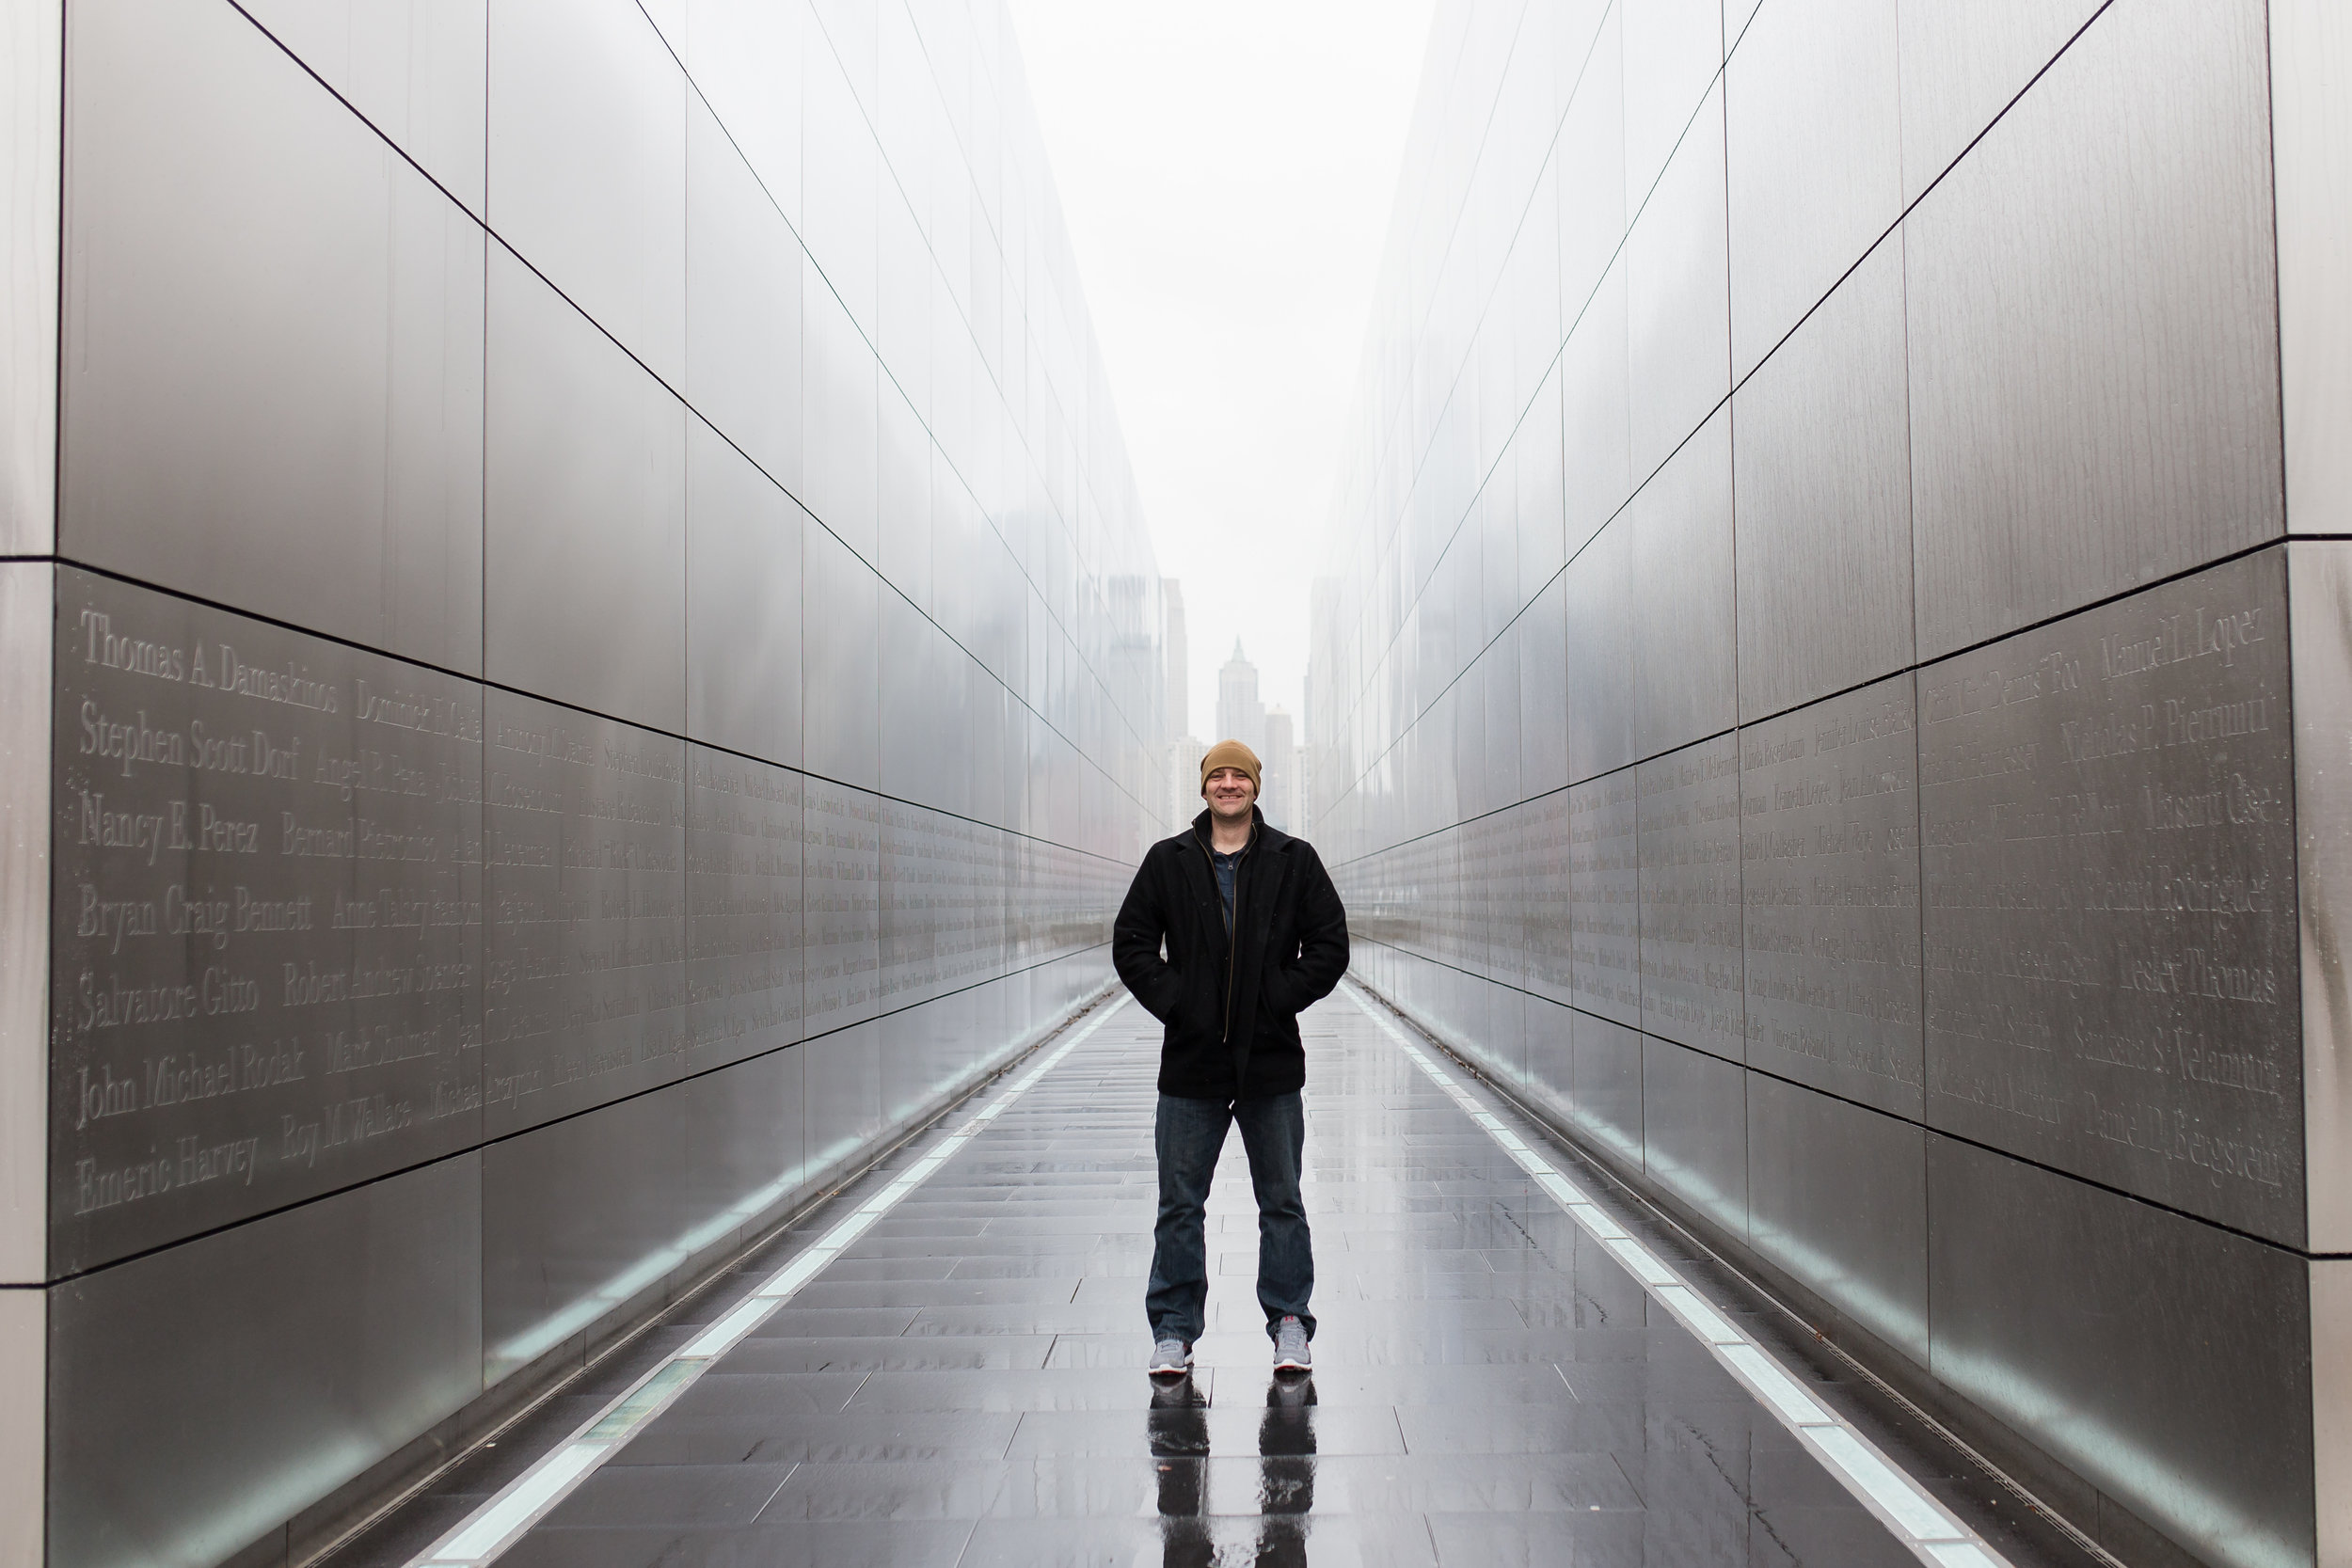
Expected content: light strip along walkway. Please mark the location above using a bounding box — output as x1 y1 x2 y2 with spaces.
367 985 2085 1567
1345 982 2011 1568
406 996 1132 1568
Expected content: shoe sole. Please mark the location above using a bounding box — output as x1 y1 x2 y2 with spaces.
1148 1364 1190 1378
1273 1357 1310 1373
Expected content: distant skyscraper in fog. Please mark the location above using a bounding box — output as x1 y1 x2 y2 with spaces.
1262 705 1295 830
1164 581 1188 742
1217 640 1266 755
1162 582 1194 828
1212 642 1299 825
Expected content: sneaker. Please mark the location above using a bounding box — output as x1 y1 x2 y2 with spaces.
1272 1315 1311 1373
1149 1337 1193 1377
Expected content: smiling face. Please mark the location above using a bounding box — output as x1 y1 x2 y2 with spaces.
1203 765 1257 822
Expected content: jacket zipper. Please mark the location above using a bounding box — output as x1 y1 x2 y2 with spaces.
1224 853 1242 1048
1197 825 1247 1051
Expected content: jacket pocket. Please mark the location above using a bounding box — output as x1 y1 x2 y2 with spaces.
1260 964 1296 1017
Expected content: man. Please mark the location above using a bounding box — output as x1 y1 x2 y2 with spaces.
1113 739 1349 1378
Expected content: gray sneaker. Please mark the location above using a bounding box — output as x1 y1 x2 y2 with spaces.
1149 1337 1193 1377
1273 1315 1311 1373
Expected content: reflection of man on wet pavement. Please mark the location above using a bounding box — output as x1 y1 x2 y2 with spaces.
1113 739 1350 1378
1151 1376 1316 1567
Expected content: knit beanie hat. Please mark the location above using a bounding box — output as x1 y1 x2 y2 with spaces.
1200 739 1263 795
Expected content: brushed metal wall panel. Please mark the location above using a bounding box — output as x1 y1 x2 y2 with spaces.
2315 1258 2352 1568
482 1085 689 1382
2291 543 2352 1251
930 475 982 659
1474 475 1511 663
0 563 47 1282
1904 0 2281 658
1525 990 1573 1123
878 798 936 1010
1637 734 1742 1061
1927 1134 2313 1568
0 0 58 556
484 246 687 733
1724 0 1900 381
879 388 934 617
1567 771 1641 1026
236 0 488 217
803 778 881 1037
2271 0 2352 540
1515 366 1567 608
1572 1006 1643 1168
1484 639 1522 814
1458 806 1505 979
486 0 685 385
681 1043 803 1256
1563 516 1632 782
1893 0 2103 205
1624 82 1729 483
685 417 803 768
62 0 485 674
50 570 484 1272
878 591 937 810
686 744 802 1076
0 1286 36 1565
1747 1072 1926 1365
803 1017 882 1178
798 29 877 337
1561 257 1632 572
639 0 686 56
1523 790 1575 1006
1629 406 1735 758
963 663 1009 832
1642 1033 1747 1240
681 0 803 234
1518 577 1569 800
684 93 803 492
1724 0 1762 53
483 689 685 1140
801 259 882 566
51 1152 482 1568
1920 551 2302 1243
1486 978 1529 1092
927 816 999 993
1732 238 1914 721
1555 5 1625 325
802 517 881 792
881 989 961 1131
1740 673 1923 1117
1620 0 1722 208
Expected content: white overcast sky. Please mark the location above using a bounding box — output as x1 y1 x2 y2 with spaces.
1005 0 1435 733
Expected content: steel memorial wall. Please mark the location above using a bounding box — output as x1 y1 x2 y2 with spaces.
1305 6 2350 1568
0 3 1165 1565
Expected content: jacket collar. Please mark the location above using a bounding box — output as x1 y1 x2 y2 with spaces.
1189 805 1286 856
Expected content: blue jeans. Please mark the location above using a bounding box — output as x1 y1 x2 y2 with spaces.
1146 1092 1314 1345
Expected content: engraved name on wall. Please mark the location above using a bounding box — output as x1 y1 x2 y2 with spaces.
1521 790 1575 1005
686 745 802 1071
1639 736 1743 1060
803 780 880 1033
1569 771 1641 1026
51 570 482 1267
483 691 684 1136
1919 548 2299 1240
1741 674 1923 1117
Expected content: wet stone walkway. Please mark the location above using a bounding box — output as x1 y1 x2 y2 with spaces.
347 991 2093 1568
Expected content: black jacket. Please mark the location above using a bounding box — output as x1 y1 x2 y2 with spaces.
1113 807 1349 1100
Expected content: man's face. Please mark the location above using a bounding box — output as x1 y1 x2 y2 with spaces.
1203 767 1256 819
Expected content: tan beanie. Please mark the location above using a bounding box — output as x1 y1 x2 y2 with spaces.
1200 739 1262 795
